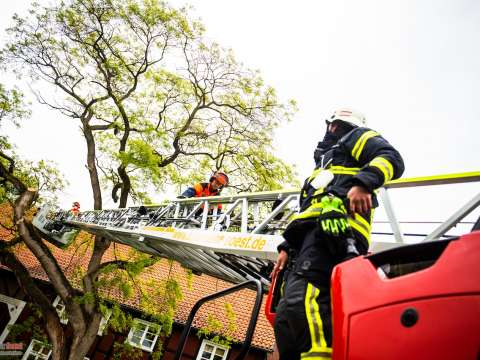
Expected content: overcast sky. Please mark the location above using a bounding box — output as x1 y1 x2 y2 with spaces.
1 0 479 236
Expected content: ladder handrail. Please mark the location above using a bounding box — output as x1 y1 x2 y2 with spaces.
32 170 480 286
138 171 480 206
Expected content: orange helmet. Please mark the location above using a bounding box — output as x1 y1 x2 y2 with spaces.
210 171 229 187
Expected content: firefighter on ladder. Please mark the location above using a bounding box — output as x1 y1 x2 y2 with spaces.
70 202 81 216
180 171 229 198
271 108 405 360
179 171 229 213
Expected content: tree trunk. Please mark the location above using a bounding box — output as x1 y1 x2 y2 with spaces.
81 113 103 210
118 165 131 208
67 312 102 360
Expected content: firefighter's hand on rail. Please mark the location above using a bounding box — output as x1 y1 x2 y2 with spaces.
347 185 372 215
270 250 288 278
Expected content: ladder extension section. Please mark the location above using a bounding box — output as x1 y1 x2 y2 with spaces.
32 172 480 287
34 190 300 286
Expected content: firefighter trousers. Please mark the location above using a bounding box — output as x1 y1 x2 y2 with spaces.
274 210 371 359
274 271 332 360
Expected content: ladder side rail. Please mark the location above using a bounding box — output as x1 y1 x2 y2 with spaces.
172 202 181 228
212 206 219 222
241 198 249 233
210 198 244 231
252 203 260 228
172 202 203 228
252 195 299 234
111 209 130 227
145 203 175 226
200 200 209 230
172 189 300 204
118 208 144 229
423 191 480 242
230 210 244 225
111 210 128 227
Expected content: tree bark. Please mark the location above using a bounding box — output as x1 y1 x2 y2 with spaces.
81 112 103 210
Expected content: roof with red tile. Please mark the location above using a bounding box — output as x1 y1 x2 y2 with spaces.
0 205 275 351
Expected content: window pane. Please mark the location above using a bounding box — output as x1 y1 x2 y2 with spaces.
201 351 212 359
133 329 144 338
204 344 214 352
145 332 156 341
131 334 141 345
213 355 223 360
136 323 147 331
142 339 153 348
215 348 225 356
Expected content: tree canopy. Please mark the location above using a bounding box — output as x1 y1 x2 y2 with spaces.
0 0 298 359
3 0 297 208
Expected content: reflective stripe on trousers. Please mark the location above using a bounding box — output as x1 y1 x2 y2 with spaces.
301 283 332 359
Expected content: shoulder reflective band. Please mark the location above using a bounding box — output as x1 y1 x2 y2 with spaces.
351 130 379 161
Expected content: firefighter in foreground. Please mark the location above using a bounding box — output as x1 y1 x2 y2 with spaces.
271 108 404 359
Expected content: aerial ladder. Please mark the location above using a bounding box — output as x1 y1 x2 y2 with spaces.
32 171 480 360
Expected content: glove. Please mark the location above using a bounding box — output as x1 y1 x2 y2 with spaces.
316 194 354 255
317 195 350 236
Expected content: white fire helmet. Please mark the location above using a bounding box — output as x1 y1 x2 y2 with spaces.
328 108 367 128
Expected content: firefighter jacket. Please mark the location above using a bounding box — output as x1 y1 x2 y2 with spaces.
182 182 222 198
280 127 404 253
298 126 404 217
181 183 223 211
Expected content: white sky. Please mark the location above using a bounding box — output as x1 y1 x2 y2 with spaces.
1 0 479 237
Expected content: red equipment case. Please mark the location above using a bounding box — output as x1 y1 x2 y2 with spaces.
331 231 480 360
265 232 480 359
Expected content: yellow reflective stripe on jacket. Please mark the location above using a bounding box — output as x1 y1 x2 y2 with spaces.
291 210 322 221
352 130 379 161
290 200 326 220
303 283 331 358
370 156 394 182
329 165 360 176
348 213 371 242
307 166 360 186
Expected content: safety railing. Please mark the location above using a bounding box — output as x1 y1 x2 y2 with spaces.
32 171 480 286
